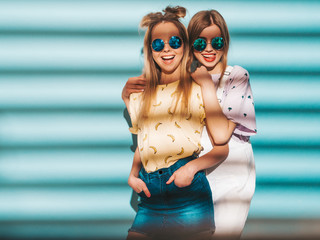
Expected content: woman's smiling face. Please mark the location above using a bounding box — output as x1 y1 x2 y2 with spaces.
193 24 223 72
151 22 184 75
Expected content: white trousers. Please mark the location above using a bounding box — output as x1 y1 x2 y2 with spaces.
200 128 256 238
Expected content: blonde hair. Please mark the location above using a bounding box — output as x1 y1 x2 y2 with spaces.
139 6 192 120
188 10 230 84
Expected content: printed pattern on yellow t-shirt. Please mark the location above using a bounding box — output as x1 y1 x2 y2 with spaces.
129 80 206 173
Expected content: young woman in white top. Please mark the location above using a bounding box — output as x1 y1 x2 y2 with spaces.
188 10 257 239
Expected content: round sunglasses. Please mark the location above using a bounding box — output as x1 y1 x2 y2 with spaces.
193 37 224 52
151 36 182 52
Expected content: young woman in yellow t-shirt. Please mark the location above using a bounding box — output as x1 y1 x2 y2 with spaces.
123 6 233 240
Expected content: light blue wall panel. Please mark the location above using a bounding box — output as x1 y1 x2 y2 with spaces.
0 0 319 239
0 0 319 33
0 150 133 184
0 75 128 108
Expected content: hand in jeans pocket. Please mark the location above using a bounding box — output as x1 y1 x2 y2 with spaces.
128 174 151 198
166 164 198 188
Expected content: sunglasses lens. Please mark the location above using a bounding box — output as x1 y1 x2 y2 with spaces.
152 39 164 51
169 36 182 49
193 38 206 52
212 37 224 50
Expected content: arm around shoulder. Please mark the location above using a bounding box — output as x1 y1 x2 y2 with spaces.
122 75 146 103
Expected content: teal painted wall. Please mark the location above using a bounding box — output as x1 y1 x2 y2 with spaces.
0 0 319 239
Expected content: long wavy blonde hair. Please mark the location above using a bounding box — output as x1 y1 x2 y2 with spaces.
188 10 230 84
139 6 192 120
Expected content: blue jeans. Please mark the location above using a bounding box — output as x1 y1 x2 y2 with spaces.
129 155 215 239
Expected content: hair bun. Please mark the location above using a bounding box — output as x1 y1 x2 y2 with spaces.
140 6 186 29
163 6 186 19
140 12 163 28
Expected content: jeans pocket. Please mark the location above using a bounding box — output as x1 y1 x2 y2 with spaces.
137 190 147 198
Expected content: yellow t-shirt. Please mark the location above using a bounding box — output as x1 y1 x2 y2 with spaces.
129 80 206 173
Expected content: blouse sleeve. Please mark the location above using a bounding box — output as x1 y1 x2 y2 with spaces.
222 66 257 136
128 93 141 134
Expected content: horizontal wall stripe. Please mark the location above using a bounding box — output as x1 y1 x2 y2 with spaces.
0 142 318 150
0 148 319 185
0 74 319 110
0 187 319 220
1 69 320 76
0 113 318 144
2 30 320 38
0 37 319 70
1 180 319 189
0 1 319 33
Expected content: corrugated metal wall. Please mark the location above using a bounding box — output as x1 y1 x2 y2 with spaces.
0 0 319 239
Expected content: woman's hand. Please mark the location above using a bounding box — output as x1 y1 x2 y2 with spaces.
128 174 151 197
191 65 213 87
166 164 197 188
122 75 146 100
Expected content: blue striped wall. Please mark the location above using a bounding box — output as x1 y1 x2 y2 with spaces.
0 0 319 239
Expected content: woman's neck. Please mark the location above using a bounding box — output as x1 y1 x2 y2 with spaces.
160 67 181 84
207 62 223 74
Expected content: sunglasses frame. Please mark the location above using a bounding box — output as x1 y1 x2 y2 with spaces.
151 36 182 52
193 37 224 52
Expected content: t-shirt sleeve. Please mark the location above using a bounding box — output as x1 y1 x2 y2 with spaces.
128 93 140 134
222 66 257 136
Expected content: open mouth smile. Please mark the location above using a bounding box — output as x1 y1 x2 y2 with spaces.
202 54 216 62
161 55 175 64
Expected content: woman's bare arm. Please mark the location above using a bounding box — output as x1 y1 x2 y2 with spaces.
128 148 151 197
192 66 236 145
